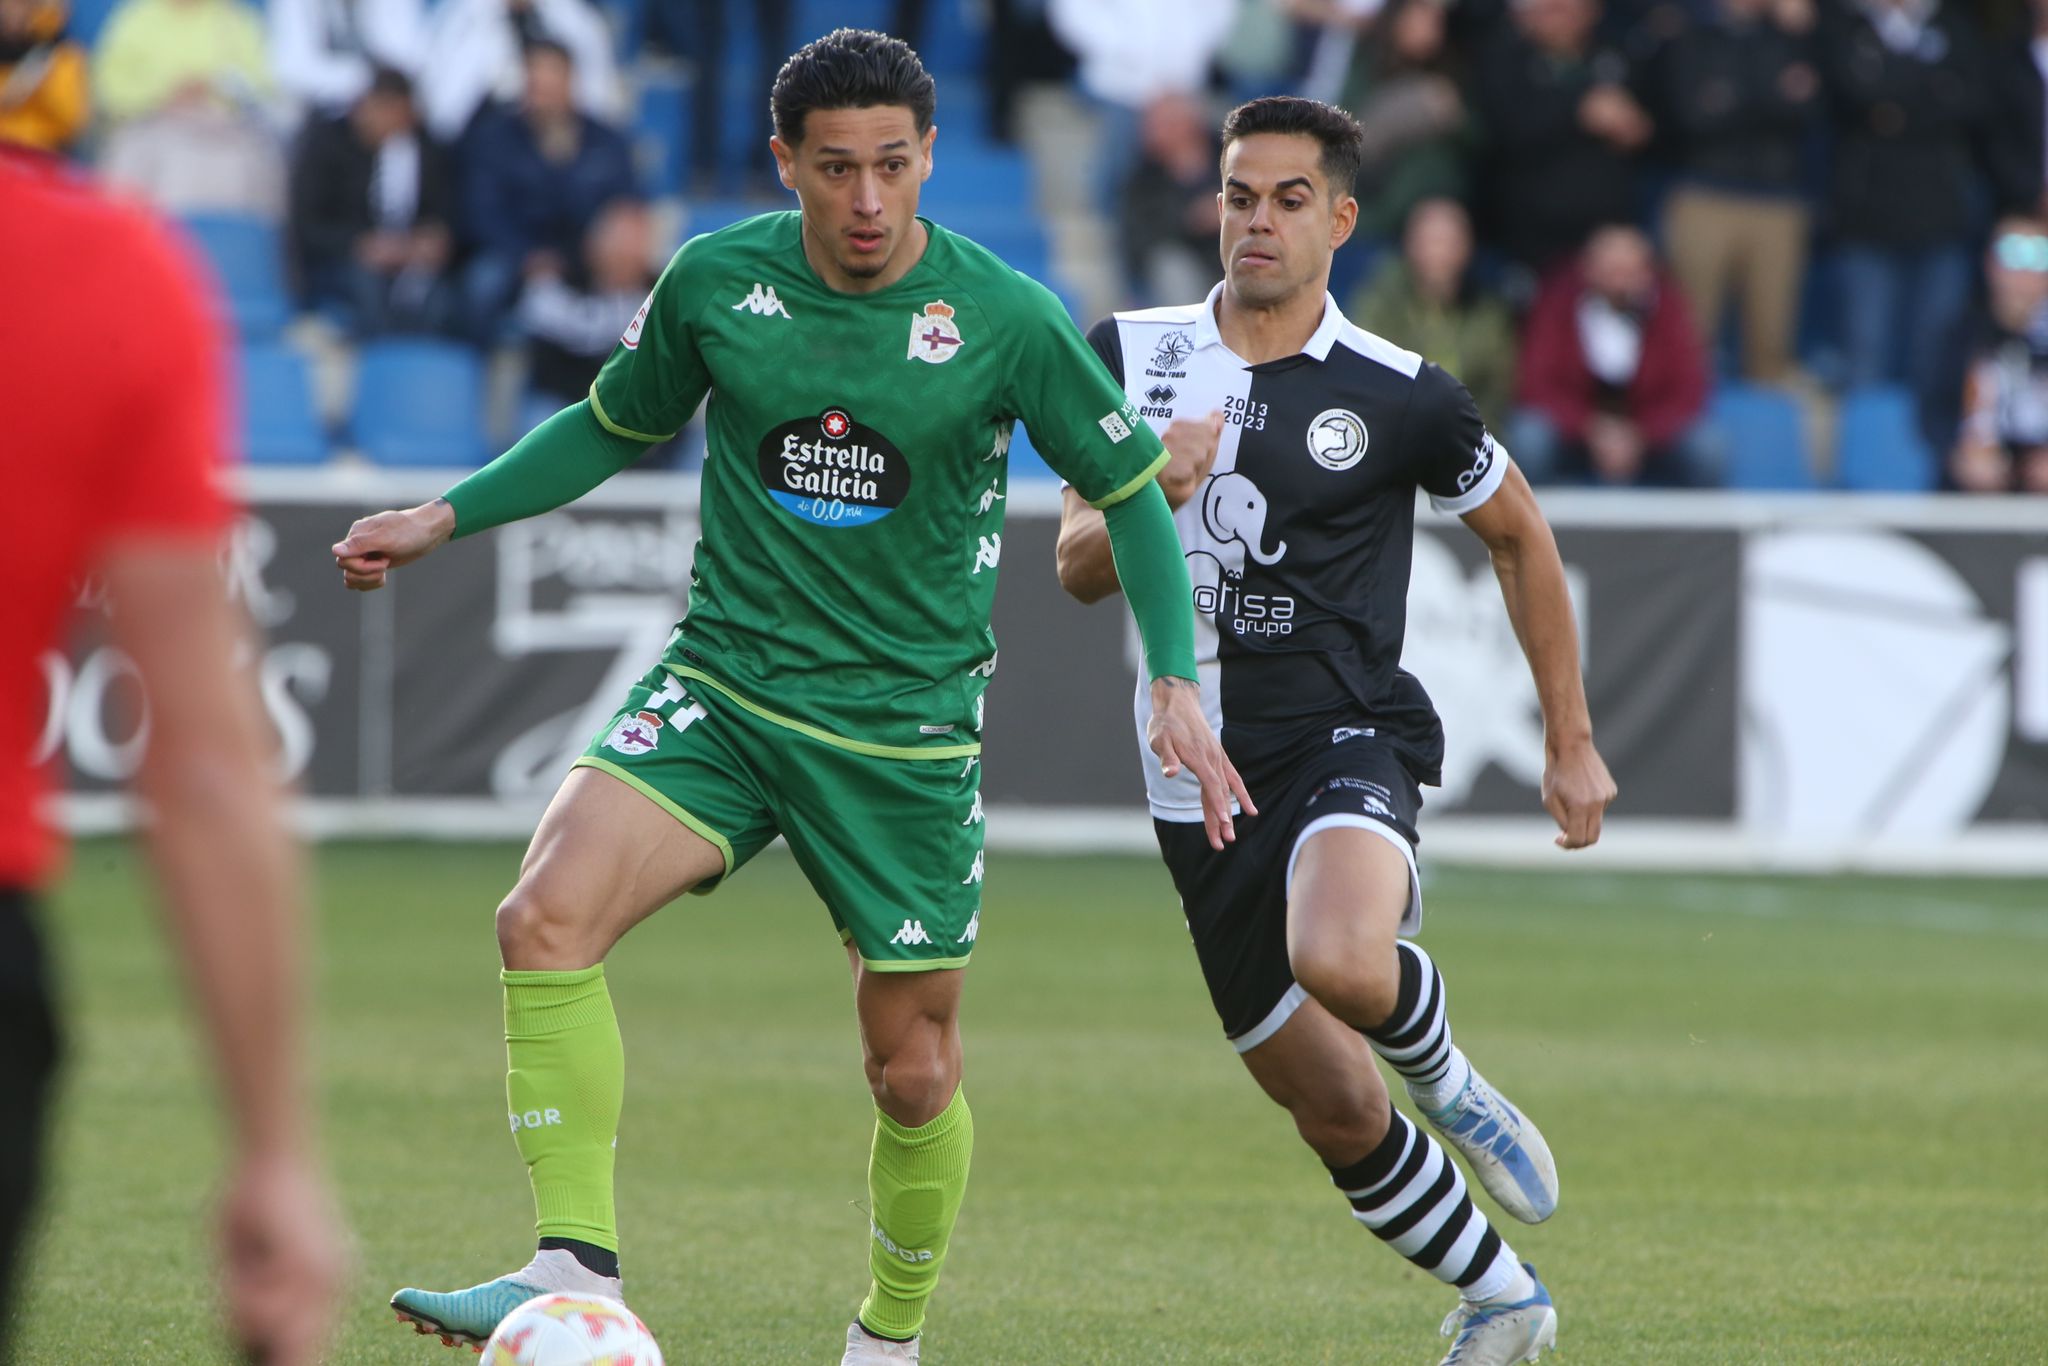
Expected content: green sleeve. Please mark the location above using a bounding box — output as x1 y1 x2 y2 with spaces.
441 401 648 540
1002 277 1169 504
588 238 714 441
1101 481 1198 683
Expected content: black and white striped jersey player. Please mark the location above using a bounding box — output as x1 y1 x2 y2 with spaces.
1057 97 1616 1366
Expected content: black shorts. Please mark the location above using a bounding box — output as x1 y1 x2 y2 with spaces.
1155 731 1424 1052
0 887 60 1355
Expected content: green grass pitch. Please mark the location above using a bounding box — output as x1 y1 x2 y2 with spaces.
12 841 2048 1363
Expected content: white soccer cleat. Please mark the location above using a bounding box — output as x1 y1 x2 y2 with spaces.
1437 1264 1558 1365
1410 1061 1559 1224
390 1248 623 1349
841 1320 921 1364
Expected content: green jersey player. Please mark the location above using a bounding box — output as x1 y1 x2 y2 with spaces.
332 29 1250 1365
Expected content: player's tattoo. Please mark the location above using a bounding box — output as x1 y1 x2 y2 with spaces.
1158 676 1198 692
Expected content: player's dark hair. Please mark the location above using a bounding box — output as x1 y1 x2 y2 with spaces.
771 28 936 146
365 64 413 103
1220 97 1364 201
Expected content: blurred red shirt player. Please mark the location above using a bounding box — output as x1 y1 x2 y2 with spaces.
0 145 343 1365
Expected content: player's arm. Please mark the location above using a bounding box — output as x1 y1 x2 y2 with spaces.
102 214 344 1366
1459 460 1618 851
1011 298 1253 845
335 242 713 589
1055 411 1222 603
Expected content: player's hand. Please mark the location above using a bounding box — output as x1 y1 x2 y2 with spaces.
1148 676 1256 850
218 1149 348 1366
1157 411 1224 511
332 499 456 591
1541 735 1617 850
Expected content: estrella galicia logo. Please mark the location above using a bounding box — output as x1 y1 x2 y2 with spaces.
757 409 911 527
1148 329 1192 375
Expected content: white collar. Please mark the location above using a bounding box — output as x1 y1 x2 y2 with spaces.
1193 280 1346 362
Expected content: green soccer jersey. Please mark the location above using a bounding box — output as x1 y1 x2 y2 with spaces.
587 211 1167 759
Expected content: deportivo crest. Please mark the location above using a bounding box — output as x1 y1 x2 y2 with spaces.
621 290 653 349
908 299 964 363
602 709 664 756
1307 408 1369 471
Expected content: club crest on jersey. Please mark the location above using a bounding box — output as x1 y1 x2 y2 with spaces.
1307 408 1369 471
908 299 964 363
1148 329 1192 376
602 709 664 756
621 290 653 350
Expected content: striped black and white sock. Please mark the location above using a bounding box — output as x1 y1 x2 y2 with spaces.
1327 1103 1531 1305
1364 940 1470 1108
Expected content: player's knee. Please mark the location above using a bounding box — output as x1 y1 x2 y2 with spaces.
495 880 595 969
1290 941 1399 1030
866 1046 958 1127
1288 1077 1391 1165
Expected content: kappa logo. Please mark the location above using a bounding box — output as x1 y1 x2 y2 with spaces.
601 709 664 756
908 299 964 363
890 919 933 946
732 282 792 318
962 790 984 826
972 533 1002 575
621 290 653 349
1307 408 1369 471
961 908 980 943
968 651 998 679
962 849 985 885
974 478 1005 516
1148 329 1192 376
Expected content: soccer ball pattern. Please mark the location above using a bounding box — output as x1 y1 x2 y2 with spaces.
482 1293 665 1366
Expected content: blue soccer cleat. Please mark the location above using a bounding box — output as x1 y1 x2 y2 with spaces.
1437 1263 1558 1365
1411 1060 1559 1224
391 1249 622 1350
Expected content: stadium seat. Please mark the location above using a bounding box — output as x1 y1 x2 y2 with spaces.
63 0 121 44
921 146 1035 216
635 70 688 197
239 343 328 466
351 340 491 468
1836 385 1937 492
1710 383 1815 490
178 213 292 340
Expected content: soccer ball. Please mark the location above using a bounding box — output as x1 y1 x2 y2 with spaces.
481 1293 665 1366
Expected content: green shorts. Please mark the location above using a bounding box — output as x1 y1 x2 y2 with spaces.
573 660 986 971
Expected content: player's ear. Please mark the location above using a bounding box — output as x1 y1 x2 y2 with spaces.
1329 194 1358 252
769 135 797 192
920 124 936 183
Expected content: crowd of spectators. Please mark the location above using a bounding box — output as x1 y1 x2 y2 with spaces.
0 0 2042 489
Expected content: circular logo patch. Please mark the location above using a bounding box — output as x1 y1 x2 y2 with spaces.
757 410 911 527
1306 408 1368 471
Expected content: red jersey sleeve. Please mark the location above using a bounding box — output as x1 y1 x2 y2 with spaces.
93 216 238 545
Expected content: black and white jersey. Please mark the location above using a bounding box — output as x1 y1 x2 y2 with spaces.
1088 284 1508 821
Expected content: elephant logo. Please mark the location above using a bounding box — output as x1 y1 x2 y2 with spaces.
1199 470 1288 579
1307 408 1368 471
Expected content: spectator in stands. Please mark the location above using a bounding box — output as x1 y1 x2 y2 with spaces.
92 0 283 219
1926 216 2048 492
418 0 619 143
520 197 655 421
1353 197 1517 430
287 65 454 336
1048 0 1236 198
458 36 635 345
1468 0 1652 276
1990 0 2047 220
0 0 88 153
643 0 789 197
1512 224 1717 486
1117 91 1223 306
1333 0 1472 243
267 0 427 124
1820 0 1996 393
1653 0 1821 385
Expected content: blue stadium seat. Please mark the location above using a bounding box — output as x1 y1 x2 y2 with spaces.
1836 385 1937 492
921 146 1034 216
239 343 328 466
635 70 688 197
351 340 490 467
64 0 120 44
1710 383 1814 490
179 213 292 340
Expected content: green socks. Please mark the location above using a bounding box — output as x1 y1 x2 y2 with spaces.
859 1087 974 1340
503 966 624 1254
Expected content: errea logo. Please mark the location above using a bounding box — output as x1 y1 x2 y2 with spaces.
733 282 792 318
